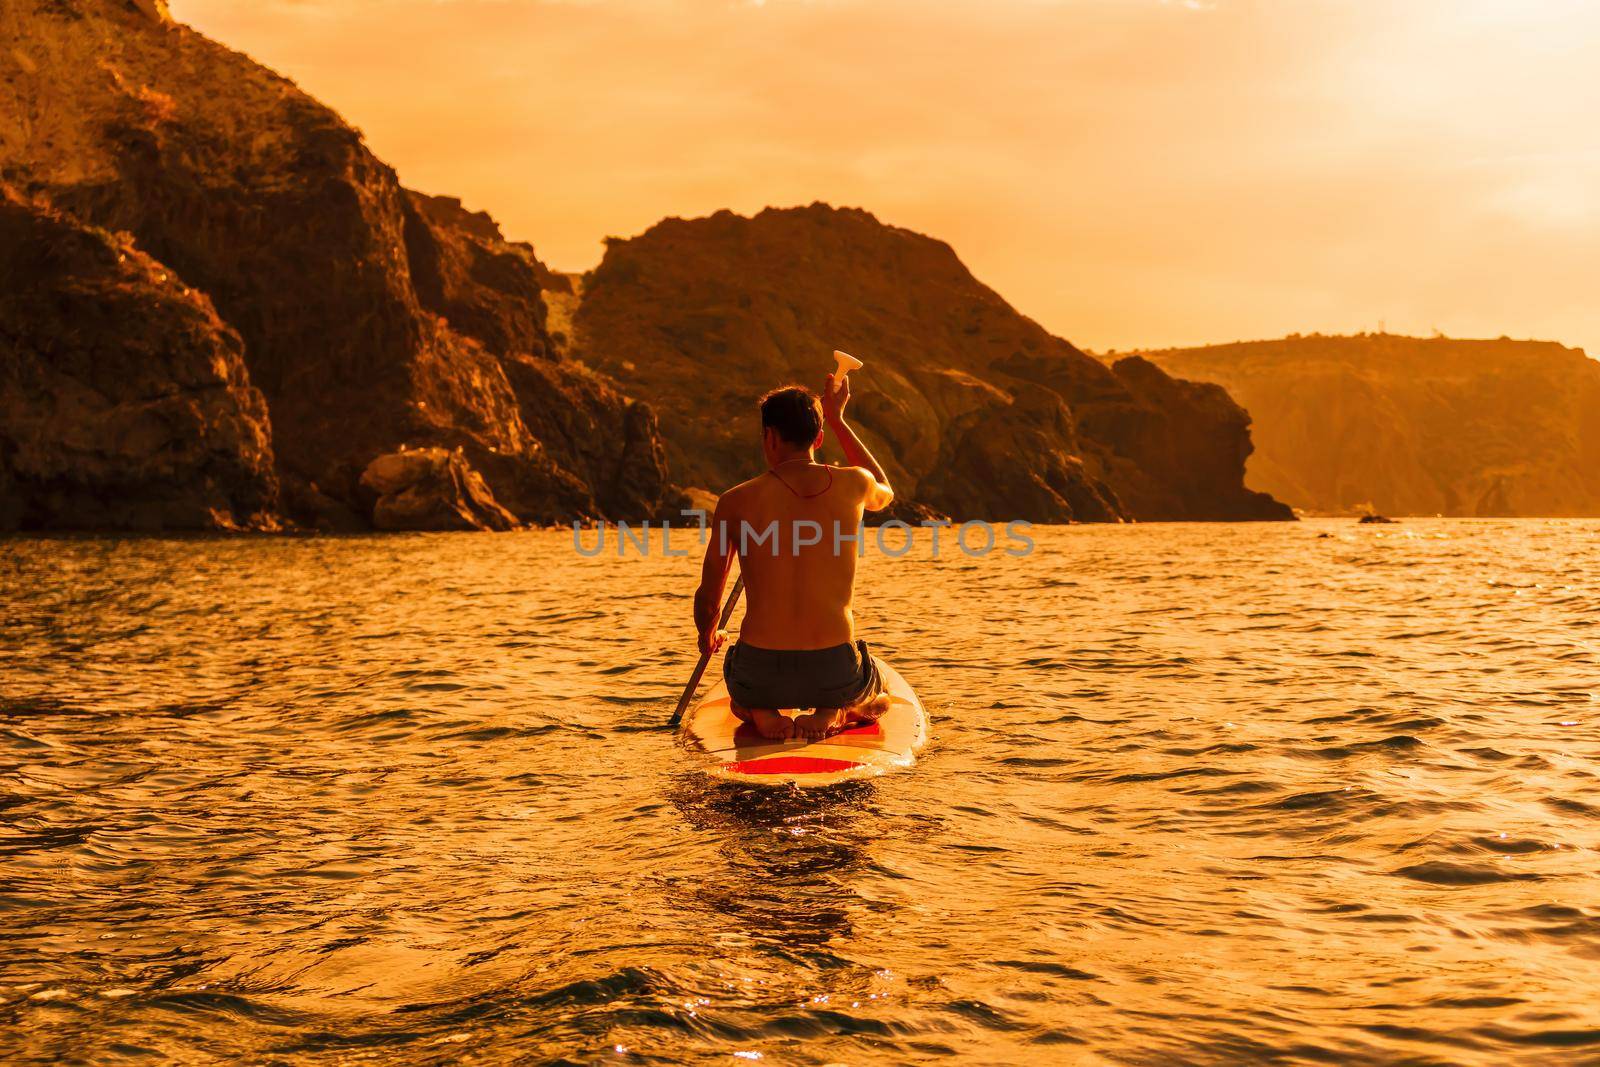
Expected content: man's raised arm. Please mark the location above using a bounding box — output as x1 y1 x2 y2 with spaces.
822 373 894 511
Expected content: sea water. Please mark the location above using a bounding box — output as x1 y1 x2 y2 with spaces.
2 520 1596 1064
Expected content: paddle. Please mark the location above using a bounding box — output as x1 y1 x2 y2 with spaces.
669 574 744 727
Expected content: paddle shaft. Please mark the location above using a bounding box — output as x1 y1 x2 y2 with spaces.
669 574 744 727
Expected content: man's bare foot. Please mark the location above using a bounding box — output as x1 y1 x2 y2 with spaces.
747 708 794 740
792 708 844 740
793 692 891 741
852 693 891 723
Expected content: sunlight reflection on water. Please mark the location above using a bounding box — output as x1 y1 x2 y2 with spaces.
2 519 1598 1064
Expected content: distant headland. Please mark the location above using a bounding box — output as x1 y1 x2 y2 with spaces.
1138 333 1600 518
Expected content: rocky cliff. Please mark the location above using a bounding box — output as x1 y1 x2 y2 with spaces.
1140 334 1600 517
573 205 1291 522
0 185 277 530
1 1 1287 529
0 0 672 529
401 192 672 521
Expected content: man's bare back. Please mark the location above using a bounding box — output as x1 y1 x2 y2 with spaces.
717 462 873 649
694 373 894 740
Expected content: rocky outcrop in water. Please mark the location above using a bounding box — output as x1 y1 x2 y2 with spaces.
0 186 277 531
0 0 674 530
359 447 518 532
573 204 1292 522
1000 350 1288 521
1141 334 1600 517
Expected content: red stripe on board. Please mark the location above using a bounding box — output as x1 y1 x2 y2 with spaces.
732 722 881 746
725 756 863 775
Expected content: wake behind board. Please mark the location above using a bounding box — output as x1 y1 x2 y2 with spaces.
680 658 928 786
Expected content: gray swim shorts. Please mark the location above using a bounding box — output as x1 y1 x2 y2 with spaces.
724 639 884 712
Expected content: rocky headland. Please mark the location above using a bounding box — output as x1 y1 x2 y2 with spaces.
1 0 1289 530
1141 334 1600 517
572 205 1291 524
0 184 277 530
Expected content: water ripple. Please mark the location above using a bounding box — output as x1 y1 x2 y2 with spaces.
2 520 1598 1064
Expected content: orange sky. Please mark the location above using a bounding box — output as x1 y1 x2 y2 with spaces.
169 0 1600 357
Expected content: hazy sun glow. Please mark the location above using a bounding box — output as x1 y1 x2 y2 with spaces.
168 0 1600 356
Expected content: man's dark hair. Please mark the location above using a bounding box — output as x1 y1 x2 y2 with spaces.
760 385 823 448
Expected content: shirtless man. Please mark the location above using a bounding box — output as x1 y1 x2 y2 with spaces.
694 373 895 740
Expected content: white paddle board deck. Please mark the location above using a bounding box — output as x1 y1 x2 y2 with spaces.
680 658 928 786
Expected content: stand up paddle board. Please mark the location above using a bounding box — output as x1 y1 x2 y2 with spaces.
680 658 928 786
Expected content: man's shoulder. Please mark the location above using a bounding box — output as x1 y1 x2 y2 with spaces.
829 465 875 492
830 464 892 510
717 476 765 508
